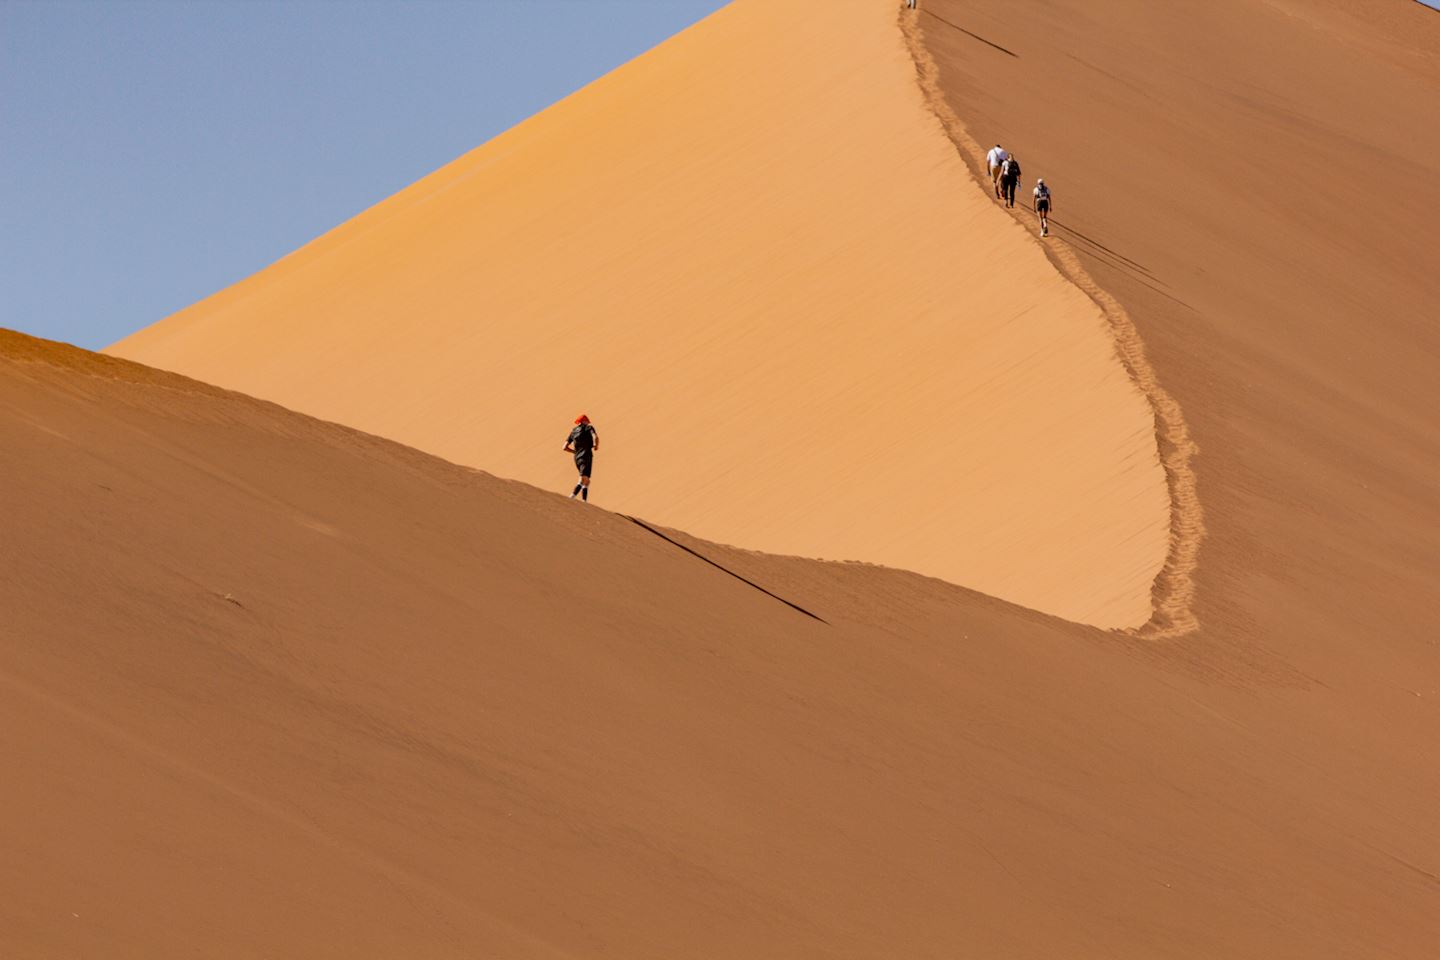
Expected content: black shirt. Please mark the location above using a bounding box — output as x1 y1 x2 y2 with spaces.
567 423 596 453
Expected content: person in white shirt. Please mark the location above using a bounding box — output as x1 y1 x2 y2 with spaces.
1033 178 1053 237
985 144 1009 199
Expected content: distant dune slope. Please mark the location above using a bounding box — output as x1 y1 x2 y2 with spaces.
108 0 1171 629
4 330 1437 958
908 1 1440 953
912 0 1440 674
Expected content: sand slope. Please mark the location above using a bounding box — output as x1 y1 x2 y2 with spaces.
4 329 1437 958
11 0 1439 954
914 0 1440 688
910 0 1440 952
108 0 1170 629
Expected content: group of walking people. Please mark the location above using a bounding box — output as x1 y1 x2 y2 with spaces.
986 143 1052 237
898 3 1052 233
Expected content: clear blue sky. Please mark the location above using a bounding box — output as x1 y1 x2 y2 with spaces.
1 0 727 350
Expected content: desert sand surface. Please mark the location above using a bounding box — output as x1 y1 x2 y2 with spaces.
4 328 1437 958
108 0 1172 630
910 0 1440 945
912 0 1440 723
9 0 1440 956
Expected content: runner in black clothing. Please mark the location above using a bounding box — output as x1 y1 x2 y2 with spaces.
564 414 599 501
999 155 1022 208
1033 178 1053 237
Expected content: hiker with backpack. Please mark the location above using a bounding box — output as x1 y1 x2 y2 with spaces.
1033 179 1053 237
564 414 599 502
999 155 1022 208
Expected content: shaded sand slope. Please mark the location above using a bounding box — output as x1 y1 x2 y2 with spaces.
4 330 1437 957
910 2 1440 951
109 0 1169 629
914 0 1440 699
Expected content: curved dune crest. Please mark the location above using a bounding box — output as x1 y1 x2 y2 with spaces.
110 0 1171 628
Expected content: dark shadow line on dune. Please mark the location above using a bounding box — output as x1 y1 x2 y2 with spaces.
1017 203 1154 274
1006 202 1196 310
921 9 1019 57
1054 222 1154 275
1053 237 1197 310
622 515 829 625
1066 249 1196 311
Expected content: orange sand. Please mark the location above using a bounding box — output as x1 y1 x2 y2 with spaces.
6 329 1438 957
8 0 1440 954
109 0 1170 629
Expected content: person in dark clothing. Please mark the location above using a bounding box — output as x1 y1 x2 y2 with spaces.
564 414 599 501
1033 178 1053 237
999 155 1022 208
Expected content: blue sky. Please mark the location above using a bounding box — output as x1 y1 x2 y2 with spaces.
1 0 727 350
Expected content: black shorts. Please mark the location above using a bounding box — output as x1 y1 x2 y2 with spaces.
1036 199 1050 214
574 451 593 478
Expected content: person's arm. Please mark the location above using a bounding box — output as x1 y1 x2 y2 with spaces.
591 427 599 452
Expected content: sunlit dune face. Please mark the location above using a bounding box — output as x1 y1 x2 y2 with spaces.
109 0 1171 628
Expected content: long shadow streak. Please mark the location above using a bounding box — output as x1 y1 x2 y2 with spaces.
622 515 829 625
1004 201 1194 308
1016 202 1154 275
921 9 1020 58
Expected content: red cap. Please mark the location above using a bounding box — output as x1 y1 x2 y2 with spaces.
575 414 590 424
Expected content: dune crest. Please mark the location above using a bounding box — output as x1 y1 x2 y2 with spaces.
109 0 1173 628
897 8 1201 637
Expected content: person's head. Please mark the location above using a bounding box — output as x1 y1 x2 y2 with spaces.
1037 178 1045 186
995 143 1002 149
575 414 590 425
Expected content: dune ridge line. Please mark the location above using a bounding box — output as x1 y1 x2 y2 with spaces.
106 0 1173 630
899 6 1202 637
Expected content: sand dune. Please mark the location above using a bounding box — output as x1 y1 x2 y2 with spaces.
915 0 1440 665
108 0 1172 630
9 0 1440 955
5 329 1437 958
